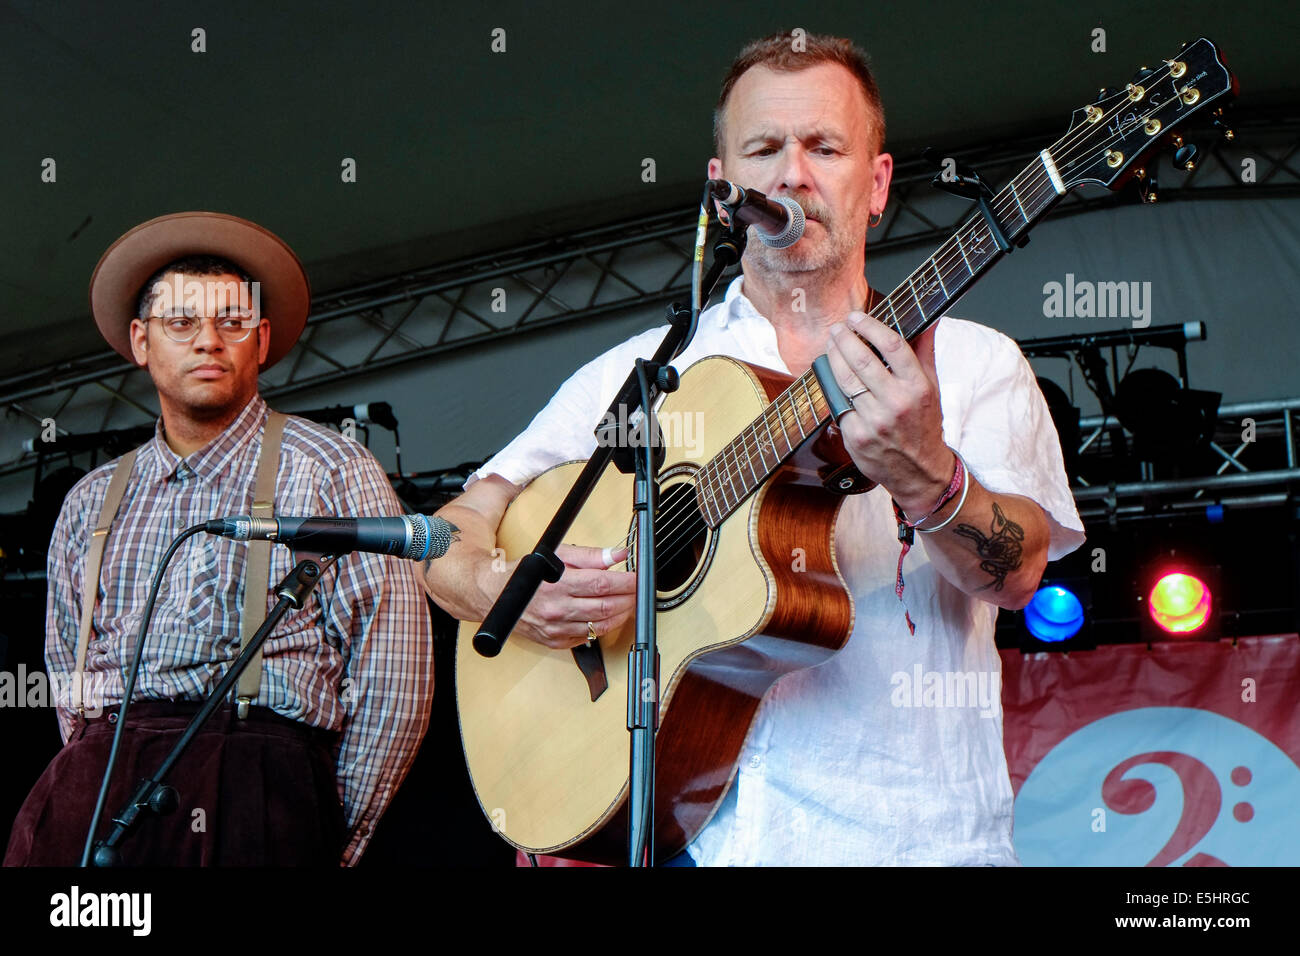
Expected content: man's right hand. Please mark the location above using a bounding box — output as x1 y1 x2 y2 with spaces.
481 544 636 650
423 474 637 651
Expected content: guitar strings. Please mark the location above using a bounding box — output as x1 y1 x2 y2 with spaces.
644 380 828 573
618 68 1197 571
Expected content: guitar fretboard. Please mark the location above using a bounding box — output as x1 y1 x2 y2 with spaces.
695 150 1066 528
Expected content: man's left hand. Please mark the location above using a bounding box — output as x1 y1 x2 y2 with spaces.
825 312 954 514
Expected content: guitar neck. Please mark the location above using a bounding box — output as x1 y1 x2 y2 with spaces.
874 149 1064 339
695 150 1067 528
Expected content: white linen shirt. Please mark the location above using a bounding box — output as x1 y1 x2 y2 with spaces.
470 276 1084 866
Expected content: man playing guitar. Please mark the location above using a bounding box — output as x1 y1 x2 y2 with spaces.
425 31 1084 865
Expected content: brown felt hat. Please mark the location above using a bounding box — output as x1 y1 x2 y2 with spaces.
89 212 310 370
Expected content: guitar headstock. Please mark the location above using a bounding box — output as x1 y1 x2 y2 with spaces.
1053 37 1238 193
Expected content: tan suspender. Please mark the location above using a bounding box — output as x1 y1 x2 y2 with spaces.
72 411 286 719
236 410 285 717
73 447 138 716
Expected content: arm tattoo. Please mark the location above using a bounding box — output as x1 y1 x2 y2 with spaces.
421 522 461 578
952 502 1024 592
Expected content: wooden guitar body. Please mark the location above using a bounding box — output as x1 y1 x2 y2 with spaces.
456 355 860 863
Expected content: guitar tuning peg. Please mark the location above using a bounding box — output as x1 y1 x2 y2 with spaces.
1096 87 1119 101
1133 66 1155 84
1174 143 1200 171
1211 108 1235 142
1139 174 1159 203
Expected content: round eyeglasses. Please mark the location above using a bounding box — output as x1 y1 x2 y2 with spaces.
151 312 259 344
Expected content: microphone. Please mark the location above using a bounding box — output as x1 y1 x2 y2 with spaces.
204 514 457 561
21 424 154 456
706 180 805 248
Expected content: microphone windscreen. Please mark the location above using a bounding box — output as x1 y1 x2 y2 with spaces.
760 197 805 249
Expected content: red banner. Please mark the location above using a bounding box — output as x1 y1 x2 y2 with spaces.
516 635 1300 866
1001 634 1300 866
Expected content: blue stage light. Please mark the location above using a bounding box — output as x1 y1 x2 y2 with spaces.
1024 586 1085 642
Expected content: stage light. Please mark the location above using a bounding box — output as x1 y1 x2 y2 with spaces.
1148 572 1213 635
1024 585 1086 642
1113 367 1219 464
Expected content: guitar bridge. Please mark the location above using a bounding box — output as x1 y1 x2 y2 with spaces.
572 640 608 702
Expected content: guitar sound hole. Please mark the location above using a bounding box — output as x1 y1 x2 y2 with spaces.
655 482 707 591
627 474 716 609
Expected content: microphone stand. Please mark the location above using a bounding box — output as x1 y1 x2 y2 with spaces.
86 555 338 866
473 223 747 867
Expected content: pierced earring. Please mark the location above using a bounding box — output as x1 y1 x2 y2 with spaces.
868 211 883 228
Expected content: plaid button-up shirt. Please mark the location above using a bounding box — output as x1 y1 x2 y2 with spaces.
46 395 434 865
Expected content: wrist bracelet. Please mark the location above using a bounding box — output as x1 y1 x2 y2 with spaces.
896 449 963 529
916 451 969 533
891 448 970 637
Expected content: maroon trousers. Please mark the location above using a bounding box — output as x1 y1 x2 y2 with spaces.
4 701 345 866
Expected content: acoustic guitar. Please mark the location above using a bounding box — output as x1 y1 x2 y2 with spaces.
457 39 1236 863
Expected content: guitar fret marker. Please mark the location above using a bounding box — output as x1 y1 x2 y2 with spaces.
928 258 949 300
779 395 798 449
699 478 717 526
883 298 905 339
762 411 782 462
907 275 924 317
742 429 759 484
723 446 739 503
1009 179 1028 222
956 230 974 276
799 379 817 434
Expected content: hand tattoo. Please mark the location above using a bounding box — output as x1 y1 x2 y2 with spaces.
952 503 1024 592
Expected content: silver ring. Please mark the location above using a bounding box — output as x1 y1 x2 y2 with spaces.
846 385 870 409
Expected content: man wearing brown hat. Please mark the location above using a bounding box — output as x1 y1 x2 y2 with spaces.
4 212 434 866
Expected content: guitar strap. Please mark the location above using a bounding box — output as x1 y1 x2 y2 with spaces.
72 410 286 719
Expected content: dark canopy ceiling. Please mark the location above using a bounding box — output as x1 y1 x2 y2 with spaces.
2 0 1295 380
